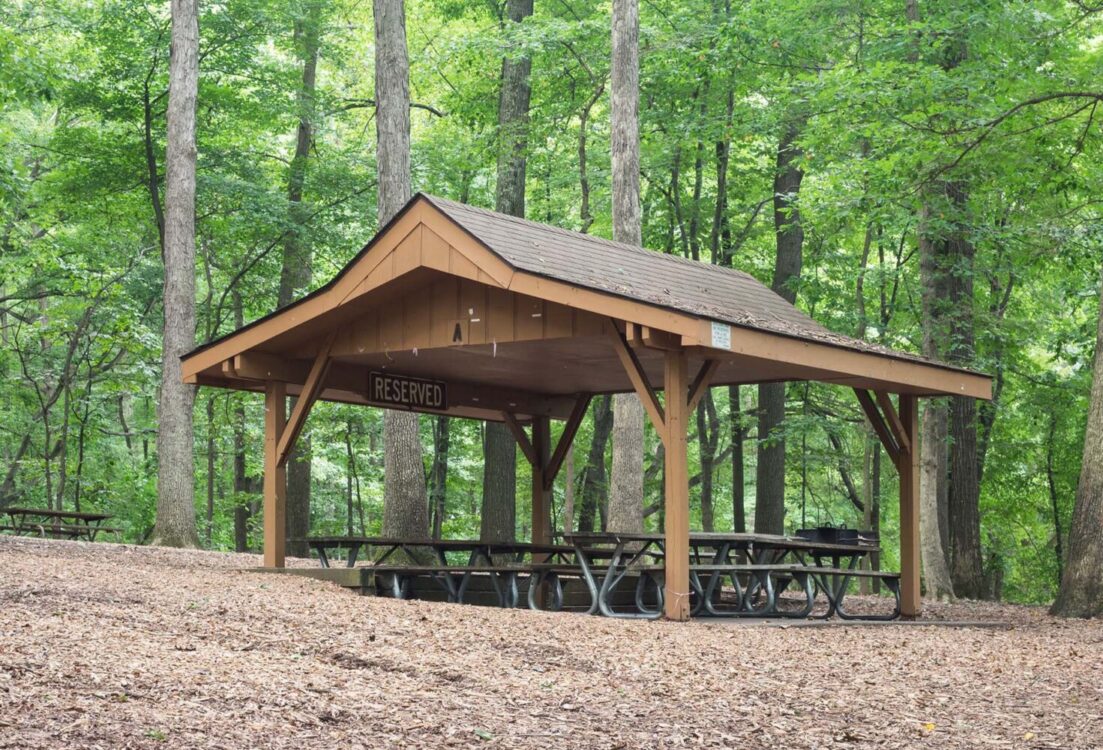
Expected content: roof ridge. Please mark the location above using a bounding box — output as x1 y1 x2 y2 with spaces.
421 193 767 285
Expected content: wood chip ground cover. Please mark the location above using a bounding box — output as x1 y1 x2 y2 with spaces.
0 537 1100 749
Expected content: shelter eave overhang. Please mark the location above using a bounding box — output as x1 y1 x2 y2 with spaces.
180 192 992 404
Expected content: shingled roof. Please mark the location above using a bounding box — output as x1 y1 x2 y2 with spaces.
422 194 949 371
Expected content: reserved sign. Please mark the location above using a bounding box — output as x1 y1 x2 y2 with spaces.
368 371 448 411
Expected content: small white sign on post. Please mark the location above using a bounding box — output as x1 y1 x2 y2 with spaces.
710 321 731 350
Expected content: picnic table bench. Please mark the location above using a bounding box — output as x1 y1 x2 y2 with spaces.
1 507 120 542
298 536 589 608
564 531 900 620
300 532 900 620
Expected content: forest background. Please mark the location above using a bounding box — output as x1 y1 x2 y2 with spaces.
2 0 1101 607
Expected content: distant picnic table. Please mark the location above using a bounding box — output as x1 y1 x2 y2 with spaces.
302 531 901 620
1 507 120 542
563 531 899 620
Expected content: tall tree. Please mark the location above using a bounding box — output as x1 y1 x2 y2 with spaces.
152 0 200 547
754 120 803 535
280 0 323 558
607 0 644 533
482 0 534 543
905 0 954 600
1051 268 1103 618
943 179 984 599
375 0 428 539
917 208 955 599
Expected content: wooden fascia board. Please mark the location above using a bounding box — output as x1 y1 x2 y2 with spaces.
415 204 515 288
684 322 992 400
182 203 433 380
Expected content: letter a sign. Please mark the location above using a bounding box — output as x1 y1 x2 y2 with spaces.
368 371 448 411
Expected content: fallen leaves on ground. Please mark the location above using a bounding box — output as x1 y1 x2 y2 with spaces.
0 536 1100 749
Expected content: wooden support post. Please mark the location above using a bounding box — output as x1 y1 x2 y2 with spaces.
263 381 287 568
663 348 691 621
898 394 921 618
531 416 552 548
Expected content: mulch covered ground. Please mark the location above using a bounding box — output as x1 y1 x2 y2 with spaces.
1 536 1100 749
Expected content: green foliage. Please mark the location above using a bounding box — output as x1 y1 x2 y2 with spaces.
0 0 1099 604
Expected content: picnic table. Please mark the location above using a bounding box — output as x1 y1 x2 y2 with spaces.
299 536 586 608
301 532 900 620
563 531 900 620
0 507 120 541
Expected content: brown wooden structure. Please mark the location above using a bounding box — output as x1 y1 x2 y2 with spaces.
181 194 991 621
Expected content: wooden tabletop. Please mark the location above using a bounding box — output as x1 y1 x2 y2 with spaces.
299 536 577 554
562 531 871 554
3 507 112 523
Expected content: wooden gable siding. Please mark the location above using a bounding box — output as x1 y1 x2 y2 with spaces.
331 273 607 358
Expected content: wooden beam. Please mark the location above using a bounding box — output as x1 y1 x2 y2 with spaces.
898 394 921 618
228 351 577 419
874 390 911 456
682 323 993 400
502 412 538 466
277 333 335 467
543 394 592 491
627 323 679 350
607 321 666 435
262 381 287 568
687 359 721 413
854 389 901 466
663 348 691 621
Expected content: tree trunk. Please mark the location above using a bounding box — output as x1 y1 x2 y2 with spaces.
1051 269 1103 618
917 204 955 599
375 0 428 539
607 0 645 533
279 0 323 558
696 391 719 531
754 121 803 535
429 415 450 539
482 0 533 543
943 182 984 599
153 0 200 548
578 395 614 533
920 400 954 599
481 423 515 542
1045 414 1064 587
729 385 745 533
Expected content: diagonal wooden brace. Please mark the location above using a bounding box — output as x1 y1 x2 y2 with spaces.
854 388 902 467
543 394 592 491
277 331 336 467
502 412 537 466
687 359 721 413
874 390 911 456
607 321 666 434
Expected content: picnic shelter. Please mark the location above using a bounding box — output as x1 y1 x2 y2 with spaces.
180 193 992 621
